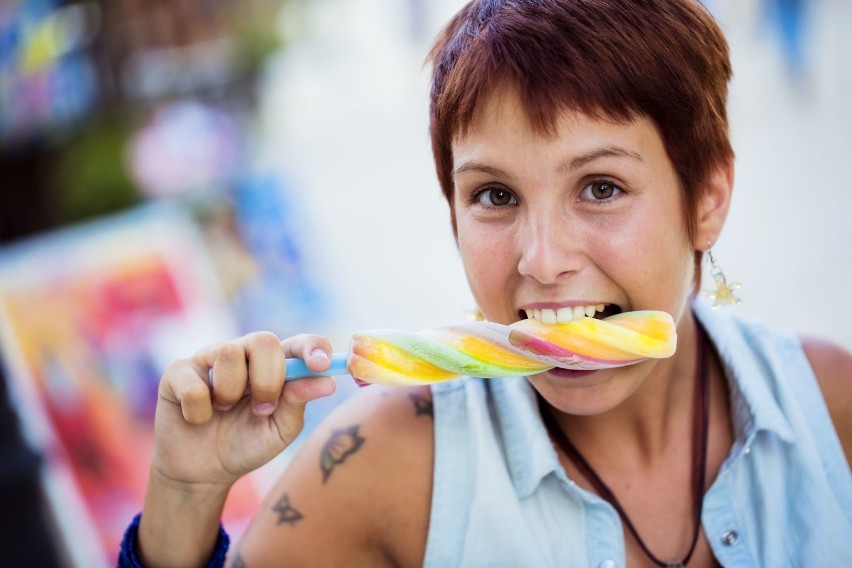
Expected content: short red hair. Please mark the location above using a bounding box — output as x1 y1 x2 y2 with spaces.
427 0 734 277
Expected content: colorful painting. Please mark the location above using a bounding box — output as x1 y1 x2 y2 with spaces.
0 203 261 567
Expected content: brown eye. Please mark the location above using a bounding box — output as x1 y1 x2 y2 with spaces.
581 180 623 202
477 187 517 207
591 182 615 199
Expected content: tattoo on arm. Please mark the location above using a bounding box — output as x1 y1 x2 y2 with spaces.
272 493 304 526
320 425 366 484
409 393 434 417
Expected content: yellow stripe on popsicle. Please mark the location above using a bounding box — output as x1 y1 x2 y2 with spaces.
606 311 676 344
450 335 552 372
349 336 458 382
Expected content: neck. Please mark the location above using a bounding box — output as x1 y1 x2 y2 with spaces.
539 315 712 568
551 310 702 464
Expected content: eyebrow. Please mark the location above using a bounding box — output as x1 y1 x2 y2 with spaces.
452 145 644 181
452 162 510 181
563 145 644 171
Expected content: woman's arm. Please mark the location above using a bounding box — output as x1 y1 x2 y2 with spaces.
803 337 852 469
136 332 336 568
233 384 435 568
137 473 230 568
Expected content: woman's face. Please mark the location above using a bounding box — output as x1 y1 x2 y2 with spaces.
451 90 698 414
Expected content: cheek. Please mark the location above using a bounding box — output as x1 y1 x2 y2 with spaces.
457 223 491 276
457 221 514 296
585 204 693 294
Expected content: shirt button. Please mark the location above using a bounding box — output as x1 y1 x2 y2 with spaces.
598 560 617 568
721 529 739 546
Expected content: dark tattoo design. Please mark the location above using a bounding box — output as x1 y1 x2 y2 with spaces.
320 425 365 484
409 393 434 417
231 551 248 568
271 493 304 526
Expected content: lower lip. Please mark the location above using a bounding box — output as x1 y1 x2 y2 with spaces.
546 367 597 379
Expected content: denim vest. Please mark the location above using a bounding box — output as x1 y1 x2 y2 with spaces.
424 299 852 567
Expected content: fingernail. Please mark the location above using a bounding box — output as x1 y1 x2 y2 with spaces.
253 402 275 416
311 348 329 362
214 403 234 412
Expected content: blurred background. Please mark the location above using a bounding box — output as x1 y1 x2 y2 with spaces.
0 0 848 565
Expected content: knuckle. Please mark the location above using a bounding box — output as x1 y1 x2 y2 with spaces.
216 341 244 363
248 331 283 354
182 381 211 405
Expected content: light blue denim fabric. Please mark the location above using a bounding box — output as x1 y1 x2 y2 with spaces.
423 298 852 567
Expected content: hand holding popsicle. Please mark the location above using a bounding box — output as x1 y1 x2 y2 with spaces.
285 310 677 386
141 331 337 567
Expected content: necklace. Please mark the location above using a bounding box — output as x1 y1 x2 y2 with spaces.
539 322 710 568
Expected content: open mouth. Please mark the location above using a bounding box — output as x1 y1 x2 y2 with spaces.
517 303 623 325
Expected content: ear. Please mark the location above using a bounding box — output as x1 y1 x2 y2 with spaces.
694 159 734 249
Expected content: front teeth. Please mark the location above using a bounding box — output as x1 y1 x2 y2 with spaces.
525 304 606 324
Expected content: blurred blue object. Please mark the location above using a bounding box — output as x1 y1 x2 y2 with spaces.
765 0 807 77
231 173 330 335
0 0 98 145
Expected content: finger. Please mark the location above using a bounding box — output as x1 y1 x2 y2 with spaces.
241 331 286 417
159 360 214 425
272 375 337 445
192 341 249 412
210 341 249 410
282 375 336 406
281 334 333 374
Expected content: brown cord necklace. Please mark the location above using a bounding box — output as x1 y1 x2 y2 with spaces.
539 322 710 568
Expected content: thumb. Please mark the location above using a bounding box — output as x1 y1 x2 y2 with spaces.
271 376 337 443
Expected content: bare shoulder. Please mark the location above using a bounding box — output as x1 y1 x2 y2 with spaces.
801 336 852 467
232 384 435 568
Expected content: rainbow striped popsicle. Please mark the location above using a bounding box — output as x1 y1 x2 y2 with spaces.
285 310 677 387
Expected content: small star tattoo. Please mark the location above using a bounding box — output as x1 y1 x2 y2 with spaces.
272 493 304 526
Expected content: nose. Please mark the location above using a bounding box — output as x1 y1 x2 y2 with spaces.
517 209 586 285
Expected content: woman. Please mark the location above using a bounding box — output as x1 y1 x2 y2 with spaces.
124 1 852 566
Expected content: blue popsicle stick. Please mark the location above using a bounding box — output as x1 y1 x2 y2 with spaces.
285 353 349 379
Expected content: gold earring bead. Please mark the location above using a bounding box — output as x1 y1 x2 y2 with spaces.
465 307 486 321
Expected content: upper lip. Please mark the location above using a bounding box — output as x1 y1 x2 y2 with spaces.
518 301 609 310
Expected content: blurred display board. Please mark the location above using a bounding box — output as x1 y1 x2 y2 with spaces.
0 203 262 567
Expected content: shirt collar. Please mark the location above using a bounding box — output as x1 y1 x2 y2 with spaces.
693 297 796 444
491 298 796 499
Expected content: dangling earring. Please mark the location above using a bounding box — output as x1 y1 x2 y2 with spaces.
705 245 741 308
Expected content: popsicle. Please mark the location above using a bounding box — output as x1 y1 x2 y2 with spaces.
284 310 676 387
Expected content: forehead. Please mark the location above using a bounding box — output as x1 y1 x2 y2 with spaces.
451 89 667 173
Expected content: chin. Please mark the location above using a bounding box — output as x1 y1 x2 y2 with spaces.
528 367 637 417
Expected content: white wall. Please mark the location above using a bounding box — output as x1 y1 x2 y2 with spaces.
255 0 852 352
